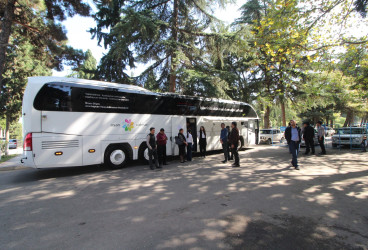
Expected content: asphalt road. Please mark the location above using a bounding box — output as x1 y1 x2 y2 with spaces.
0 146 367 250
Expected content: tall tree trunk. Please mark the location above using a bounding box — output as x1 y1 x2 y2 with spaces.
281 101 286 127
343 111 354 127
264 106 270 128
0 0 16 86
5 115 10 156
169 0 179 93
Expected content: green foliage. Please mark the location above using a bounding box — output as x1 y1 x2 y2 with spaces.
0 31 52 124
9 122 22 140
0 0 91 125
354 0 368 18
91 0 235 96
71 49 97 79
0 141 8 156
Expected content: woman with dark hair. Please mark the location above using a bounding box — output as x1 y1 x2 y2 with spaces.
199 126 207 157
178 128 187 163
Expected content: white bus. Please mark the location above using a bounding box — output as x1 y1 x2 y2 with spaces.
21 77 259 169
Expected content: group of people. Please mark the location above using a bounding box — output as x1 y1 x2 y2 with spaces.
285 120 327 170
145 121 242 170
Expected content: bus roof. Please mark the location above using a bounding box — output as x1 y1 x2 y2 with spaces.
28 76 153 94
28 76 256 110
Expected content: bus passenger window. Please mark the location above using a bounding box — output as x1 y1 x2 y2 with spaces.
34 84 72 111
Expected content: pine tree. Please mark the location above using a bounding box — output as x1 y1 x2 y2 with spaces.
0 0 91 84
76 49 97 79
0 28 52 154
91 0 229 93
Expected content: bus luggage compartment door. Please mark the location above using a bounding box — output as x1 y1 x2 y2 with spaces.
33 134 83 168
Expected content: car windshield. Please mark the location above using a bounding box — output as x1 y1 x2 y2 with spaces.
10 139 16 142
260 130 272 134
337 128 367 135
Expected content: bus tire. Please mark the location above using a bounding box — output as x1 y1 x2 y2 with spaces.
104 146 128 169
268 138 272 145
138 143 149 164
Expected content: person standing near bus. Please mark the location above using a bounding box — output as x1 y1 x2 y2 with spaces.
156 128 168 167
186 129 193 161
199 126 207 157
147 127 159 170
303 121 315 155
228 122 240 167
317 121 327 155
285 120 301 170
178 129 187 163
226 126 233 160
220 123 228 163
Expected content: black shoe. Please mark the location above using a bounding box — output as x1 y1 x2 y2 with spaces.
157 165 162 169
180 161 185 163
163 163 169 165
304 152 309 155
150 166 155 170
295 166 300 170
232 164 240 167
318 152 326 155
222 160 227 163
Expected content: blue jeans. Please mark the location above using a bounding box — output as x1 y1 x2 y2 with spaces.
289 141 300 167
187 143 192 161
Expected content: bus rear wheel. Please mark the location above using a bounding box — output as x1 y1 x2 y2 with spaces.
104 146 128 169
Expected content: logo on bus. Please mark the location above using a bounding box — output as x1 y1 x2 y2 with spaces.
123 119 134 131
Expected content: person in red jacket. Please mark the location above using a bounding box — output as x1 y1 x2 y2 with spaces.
156 128 168 167
228 122 240 167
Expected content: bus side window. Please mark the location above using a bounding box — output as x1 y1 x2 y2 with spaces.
34 84 72 111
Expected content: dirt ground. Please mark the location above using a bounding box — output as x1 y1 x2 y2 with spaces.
0 145 367 249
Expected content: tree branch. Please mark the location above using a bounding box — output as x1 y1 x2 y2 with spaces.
305 0 345 36
13 20 41 33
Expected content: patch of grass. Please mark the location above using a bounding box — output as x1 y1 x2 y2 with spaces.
0 154 17 163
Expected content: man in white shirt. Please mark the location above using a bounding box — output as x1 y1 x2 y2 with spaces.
186 129 193 161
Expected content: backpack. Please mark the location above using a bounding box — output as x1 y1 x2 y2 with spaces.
175 136 183 146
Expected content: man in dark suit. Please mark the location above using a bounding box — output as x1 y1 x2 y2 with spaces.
228 122 240 167
285 120 302 170
303 121 315 155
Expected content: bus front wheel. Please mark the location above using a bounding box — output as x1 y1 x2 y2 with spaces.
104 146 128 169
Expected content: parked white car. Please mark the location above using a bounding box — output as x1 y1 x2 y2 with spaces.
332 127 367 147
8 139 18 149
260 129 285 144
325 126 335 137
